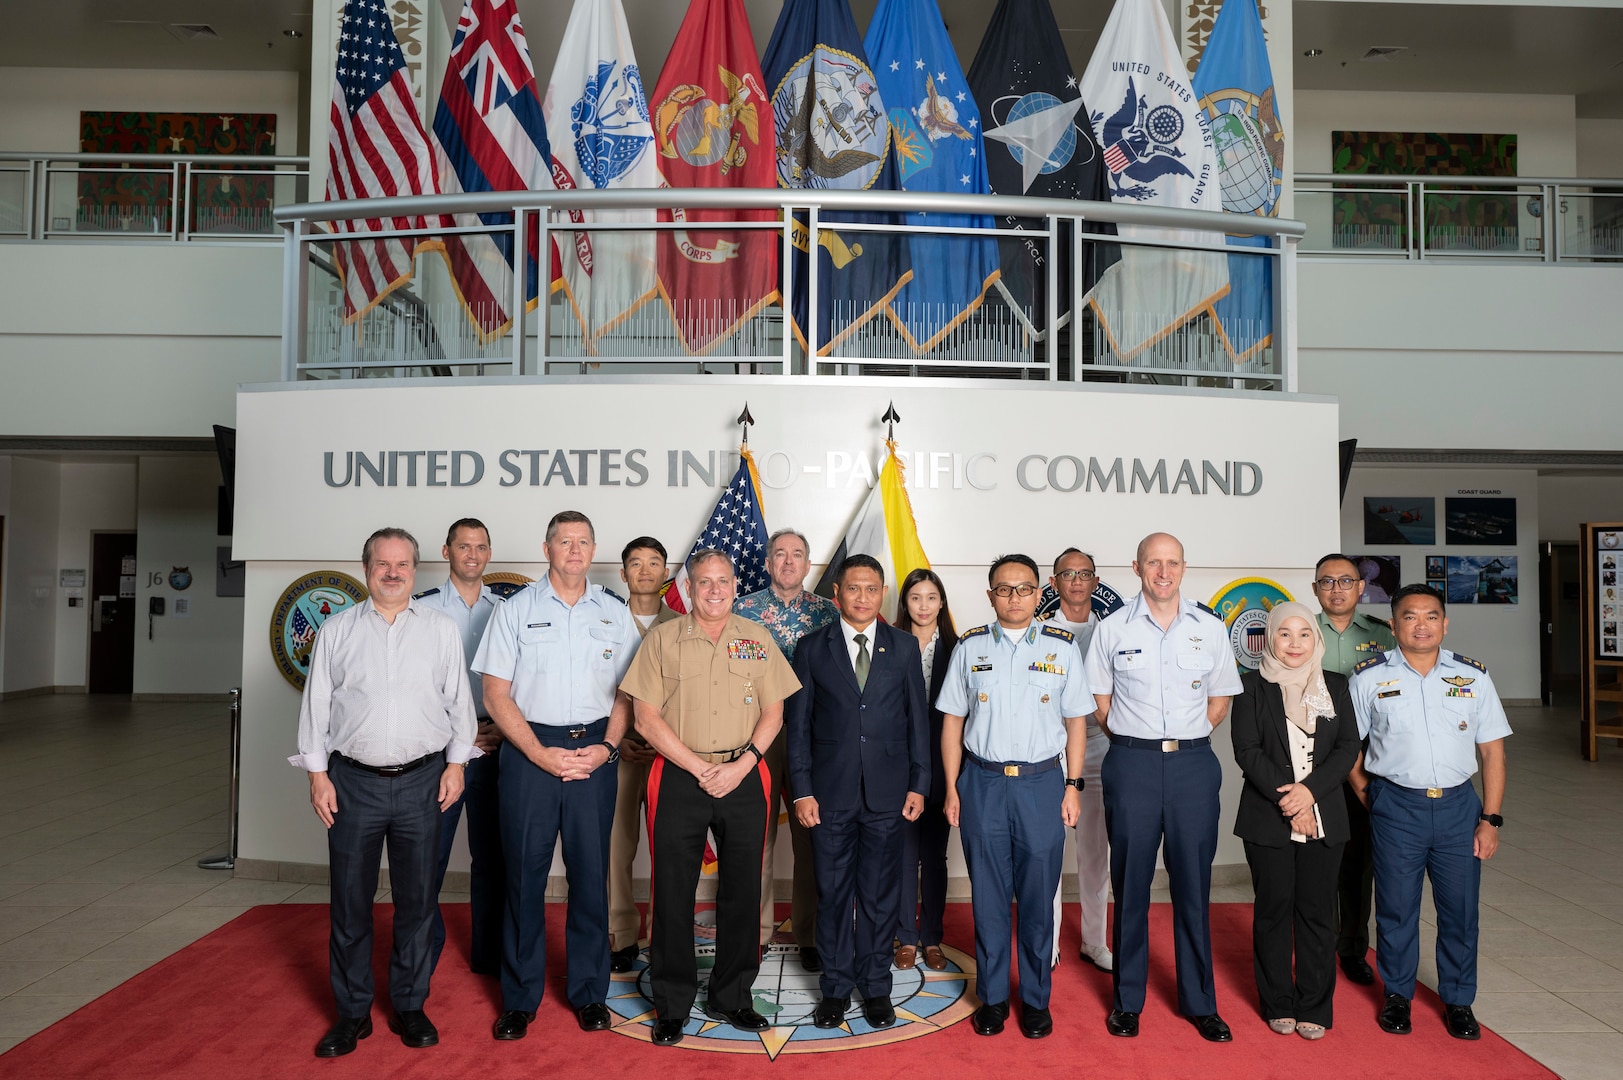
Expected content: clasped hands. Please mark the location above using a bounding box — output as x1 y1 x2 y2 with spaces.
535 743 611 781
1277 782 1318 837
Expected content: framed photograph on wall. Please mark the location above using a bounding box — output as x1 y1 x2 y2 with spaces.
1349 554 1401 605
1444 555 1519 605
1444 497 1517 545
1426 555 1446 579
1363 497 1435 545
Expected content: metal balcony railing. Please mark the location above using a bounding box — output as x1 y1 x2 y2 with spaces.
275 188 1305 390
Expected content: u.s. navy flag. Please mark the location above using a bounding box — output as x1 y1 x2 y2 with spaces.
966 0 1115 338
764 0 912 355
430 0 554 342
864 0 999 353
1081 0 1229 358
650 0 780 354
1193 0 1284 362
664 446 771 613
543 0 662 347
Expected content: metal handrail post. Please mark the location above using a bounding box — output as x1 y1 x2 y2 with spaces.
534 207 551 375
1045 214 1060 381
281 219 307 381
511 207 528 376
198 688 242 870
806 203 821 363
1278 234 1299 393
1071 216 1085 382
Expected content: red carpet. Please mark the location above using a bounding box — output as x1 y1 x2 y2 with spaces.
2 903 1554 1079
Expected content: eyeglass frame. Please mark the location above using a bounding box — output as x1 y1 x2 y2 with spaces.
990 583 1040 598
1314 576 1360 591
1054 569 1097 582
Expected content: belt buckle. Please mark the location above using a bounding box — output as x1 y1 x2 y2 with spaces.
567 725 589 740
1003 764 1020 777
1426 787 1443 799
1161 739 1180 753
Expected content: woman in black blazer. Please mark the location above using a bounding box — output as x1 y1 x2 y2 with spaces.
892 569 959 972
1231 601 1362 1040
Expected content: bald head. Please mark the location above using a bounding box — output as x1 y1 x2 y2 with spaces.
1135 532 1184 565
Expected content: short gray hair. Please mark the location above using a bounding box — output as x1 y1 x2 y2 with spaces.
766 528 809 557
688 548 735 577
362 527 420 566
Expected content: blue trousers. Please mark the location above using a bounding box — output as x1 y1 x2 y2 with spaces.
430 748 505 975
1368 777 1483 1005
498 719 617 1012
811 799 903 1000
1102 739 1220 1016
958 760 1064 1009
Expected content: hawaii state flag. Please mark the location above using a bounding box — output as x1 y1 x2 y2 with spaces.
1192 0 1284 362
430 0 554 342
664 446 772 614
764 0 912 355
543 0 662 346
864 0 1000 353
649 0 780 354
812 439 930 622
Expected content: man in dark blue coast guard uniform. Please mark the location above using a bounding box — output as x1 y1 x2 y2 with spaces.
1348 583 1510 1041
938 554 1091 1039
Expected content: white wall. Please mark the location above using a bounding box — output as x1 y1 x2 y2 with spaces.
1539 476 1623 543
1577 119 1623 178
1341 467 1540 701
132 456 242 696
0 67 302 153
53 462 137 688
1 456 62 694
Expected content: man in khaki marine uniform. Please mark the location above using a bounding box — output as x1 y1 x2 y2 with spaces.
619 548 801 1047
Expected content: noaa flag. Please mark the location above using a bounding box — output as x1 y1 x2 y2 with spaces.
1080 0 1229 358
812 439 931 623
649 0 780 354
430 0 554 342
1192 0 1283 362
543 0 662 346
763 0 912 355
966 0 1115 337
864 0 999 352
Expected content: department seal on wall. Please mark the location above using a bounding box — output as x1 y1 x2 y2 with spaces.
268 571 368 690
1037 579 1126 621
482 571 533 600
1209 577 1293 673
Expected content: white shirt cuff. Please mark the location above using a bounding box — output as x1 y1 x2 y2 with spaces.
291 753 328 771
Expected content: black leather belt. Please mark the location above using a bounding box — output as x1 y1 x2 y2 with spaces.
1109 735 1212 752
335 751 440 777
965 751 1061 778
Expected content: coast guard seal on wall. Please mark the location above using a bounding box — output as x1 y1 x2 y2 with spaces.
268 571 368 690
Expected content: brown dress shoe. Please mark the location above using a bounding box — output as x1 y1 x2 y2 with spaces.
923 945 948 970
894 944 918 970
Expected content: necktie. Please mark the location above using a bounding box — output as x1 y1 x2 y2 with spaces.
853 632 870 691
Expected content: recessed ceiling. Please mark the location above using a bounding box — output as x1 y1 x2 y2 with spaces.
0 0 313 71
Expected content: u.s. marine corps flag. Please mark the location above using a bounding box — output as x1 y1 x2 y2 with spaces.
543 0 662 347
764 0 912 355
649 0 780 354
1192 0 1284 362
864 0 1000 353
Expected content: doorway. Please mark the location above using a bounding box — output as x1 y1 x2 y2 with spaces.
89 531 137 694
1541 541 1581 705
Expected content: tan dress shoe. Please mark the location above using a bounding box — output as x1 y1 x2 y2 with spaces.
894 944 918 969
923 945 948 970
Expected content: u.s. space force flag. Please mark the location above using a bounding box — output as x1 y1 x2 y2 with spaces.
864 0 999 353
1080 0 1229 358
543 0 661 346
1192 0 1283 362
649 0 780 354
764 0 912 355
430 0 554 342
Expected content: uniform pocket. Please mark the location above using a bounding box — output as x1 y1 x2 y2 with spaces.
728 660 765 707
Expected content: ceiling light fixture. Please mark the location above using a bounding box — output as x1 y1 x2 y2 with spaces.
1302 48 1324 58
283 29 303 38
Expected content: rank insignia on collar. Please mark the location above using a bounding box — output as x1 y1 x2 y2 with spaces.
1443 675 1474 687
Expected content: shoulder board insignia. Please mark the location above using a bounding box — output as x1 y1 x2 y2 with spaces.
1039 624 1075 642
961 625 991 640
1195 601 1220 619
1452 653 1487 673
599 585 626 605
1351 654 1388 676
411 587 440 599
1365 615 1391 628
484 581 527 600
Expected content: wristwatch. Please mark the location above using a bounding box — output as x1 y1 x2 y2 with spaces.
599 741 620 764
1065 777 1086 791
1479 812 1503 828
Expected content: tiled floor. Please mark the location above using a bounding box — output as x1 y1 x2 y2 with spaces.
3 694 1623 1076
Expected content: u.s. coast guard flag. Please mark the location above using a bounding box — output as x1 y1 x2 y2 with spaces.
864 0 999 353
1192 0 1284 362
1081 0 1229 358
649 0 780 354
430 0 553 342
543 0 661 346
764 0 912 355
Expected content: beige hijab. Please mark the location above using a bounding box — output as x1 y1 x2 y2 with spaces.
1256 601 1336 735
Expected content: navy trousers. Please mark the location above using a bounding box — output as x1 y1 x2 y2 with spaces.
958 759 1064 1009
897 803 951 947
325 752 443 1018
498 719 617 1012
1368 777 1483 1005
1102 739 1221 1016
430 748 505 975
811 797 903 1000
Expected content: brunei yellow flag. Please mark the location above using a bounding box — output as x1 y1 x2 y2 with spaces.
814 438 931 622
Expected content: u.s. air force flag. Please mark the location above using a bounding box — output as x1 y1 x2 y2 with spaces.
1192 0 1284 362
864 0 999 353
1081 0 1229 358
543 0 662 347
764 0 912 355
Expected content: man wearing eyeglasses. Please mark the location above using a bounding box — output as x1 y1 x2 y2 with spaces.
1311 553 1395 988
938 555 1091 1039
1043 549 1114 975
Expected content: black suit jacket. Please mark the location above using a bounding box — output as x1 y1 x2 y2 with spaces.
921 634 956 805
786 620 931 814
1230 669 1361 848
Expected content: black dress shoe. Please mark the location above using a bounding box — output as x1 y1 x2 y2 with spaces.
388 1010 438 1048
1019 1004 1053 1039
1340 954 1376 985
1445 1004 1481 1041
651 1018 686 1046
972 1000 1009 1036
1191 1014 1232 1043
315 1016 372 1057
813 997 850 1029
610 943 639 973
492 1009 535 1041
799 946 822 973
576 1002 613 1032
863 996 896 1028
702 1003 771 1031
1378 994 1412 1035
1106 1009 1139 1037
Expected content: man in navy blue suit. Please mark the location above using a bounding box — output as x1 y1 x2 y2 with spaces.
787 554 929 1031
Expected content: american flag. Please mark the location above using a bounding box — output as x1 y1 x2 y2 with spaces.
664 447 770 613
1102 141 1135 174
290 607 316 649
326 0 441 322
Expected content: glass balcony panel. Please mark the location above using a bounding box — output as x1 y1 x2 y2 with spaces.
1558 187 1623 261
49 165 174 235
0 166 26 235
1420 183 1539 257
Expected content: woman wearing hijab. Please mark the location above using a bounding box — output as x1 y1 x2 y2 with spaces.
1231 601 1362 1040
